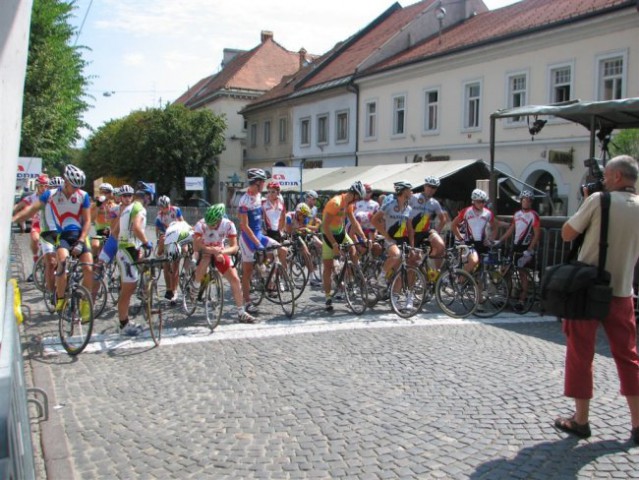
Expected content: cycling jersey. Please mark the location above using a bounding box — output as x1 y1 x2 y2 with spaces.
456 206 494 242
238 191 263 236
354 199 379 231
20 192 41 228
118 201 147 249
94 198 116 230
409 193 443 233
194 218 236 247
510 208 540 246
285 212 310 231
379 198 411 239
262 198 285 231
39 188 91 232
155 206 183 234
322 193 354 235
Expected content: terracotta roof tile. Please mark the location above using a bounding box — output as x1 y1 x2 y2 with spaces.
368 0 633 73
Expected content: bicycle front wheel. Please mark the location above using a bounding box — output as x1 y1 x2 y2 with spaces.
145 279 163 346
390 266 425 319
274 264 295 318
58 285 94 355
33 255 46 292
287 254 308 300
435 269 478 318
474 270 509 318
93 277 108 319
343 264 368 315
203 270 224 331
180 263 197 317
507 268 536 314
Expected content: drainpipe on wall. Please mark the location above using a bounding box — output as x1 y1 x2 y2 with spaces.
347 82 359 166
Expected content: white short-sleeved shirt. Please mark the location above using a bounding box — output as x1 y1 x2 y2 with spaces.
194 218 237 247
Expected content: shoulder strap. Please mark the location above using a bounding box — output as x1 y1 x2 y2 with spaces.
598 192 610 278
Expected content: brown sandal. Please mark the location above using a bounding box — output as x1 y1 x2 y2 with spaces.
554 416 591 438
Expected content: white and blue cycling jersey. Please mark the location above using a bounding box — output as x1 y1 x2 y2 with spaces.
39 188 90 232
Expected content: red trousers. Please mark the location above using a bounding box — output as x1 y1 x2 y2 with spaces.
563 296 639 398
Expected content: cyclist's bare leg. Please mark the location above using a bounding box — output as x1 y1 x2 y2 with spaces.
44 252 57 292
55 248 70 300
117 282 136 323
428 232 446 269
241 261 254 305
193 254 211 284
80 251 93 292
322 258 333 296
382 244 401 280
224 267 245 309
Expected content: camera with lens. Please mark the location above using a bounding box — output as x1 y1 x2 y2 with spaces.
582 158 604 195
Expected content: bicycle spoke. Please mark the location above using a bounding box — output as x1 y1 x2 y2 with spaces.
146 280 163 346
204 270 224 331
58 285 94 355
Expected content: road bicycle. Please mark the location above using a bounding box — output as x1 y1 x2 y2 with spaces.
500 249 537 314
472 244 510 318
249 243 295 318
431 244 479 318
329 243 369 315
286 232 318 299
131 256 171 346
181 258 224 331
57 256 95 355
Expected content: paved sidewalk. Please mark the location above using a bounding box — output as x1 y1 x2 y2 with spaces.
13 232 639 479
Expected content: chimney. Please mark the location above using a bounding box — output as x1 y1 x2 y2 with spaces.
298 48 307 69
261 30 274 43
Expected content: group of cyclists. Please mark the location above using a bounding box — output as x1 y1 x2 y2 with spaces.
12 163 541 338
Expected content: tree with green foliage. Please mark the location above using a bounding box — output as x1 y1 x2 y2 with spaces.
21 0 89 172
611 129 639 160
82 104 226 199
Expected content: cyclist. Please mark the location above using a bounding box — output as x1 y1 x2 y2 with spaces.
498 190 541 310
155 195 184 303
285 202 322 286
90 182 116 259
305 190 320 221
262 181 286 242
38 176 64 297
408 176 449 268
112 184 153 336
321 181 367 311
451 188 498 274
13 165 93 320
354 183 379 240
238 168 287 314
13 174 49 280
371 180 414 286
191 204 256 323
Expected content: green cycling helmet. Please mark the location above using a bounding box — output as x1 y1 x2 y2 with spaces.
205 203 226 225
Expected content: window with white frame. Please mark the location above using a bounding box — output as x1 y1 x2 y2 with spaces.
317 114 328 145
507 73 527 123
423 89 439 133
300 118 310 146
463 81 481 130
263 120 271 145
278 117 287 144
249 123 257 148
365 101 377 139
336 110 349 143
597 53 625 100
549 64 572 103
392 94 406 136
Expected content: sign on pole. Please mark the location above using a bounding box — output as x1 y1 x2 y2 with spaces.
185 177 204 191
271 167 301 191
16 157 42 191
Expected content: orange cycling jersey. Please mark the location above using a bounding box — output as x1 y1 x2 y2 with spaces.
322 193 354 234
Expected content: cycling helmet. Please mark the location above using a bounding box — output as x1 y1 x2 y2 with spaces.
247 168 268 182
519 190 534 200
48 176 64 188
36 174 49 186
113 187 121 196
295 203 311 217
394 180 413 193
204 203 226 226
423 176 441 188
306 190 318 200
99 182 114 193
267 181 281 192
119 184 134 195
63 164 86 188
135 181 154 200
349 181 366 198
364 183 372 193
158 195 171 208
471 188 489 202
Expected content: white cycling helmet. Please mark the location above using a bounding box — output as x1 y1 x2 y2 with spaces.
64 164 86 188
158 195 171 208
306 190 318 200
247 168 268 182
471 188 489 202
519 190 534 200
349 181 366 198
394 180 413 193
424 176 441 188
99 182 114 193
119 184 134 195
48 176 64 188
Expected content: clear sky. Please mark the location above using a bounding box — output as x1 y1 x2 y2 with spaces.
70 0 520 142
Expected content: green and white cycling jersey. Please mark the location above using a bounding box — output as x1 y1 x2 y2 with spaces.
118 200 147 249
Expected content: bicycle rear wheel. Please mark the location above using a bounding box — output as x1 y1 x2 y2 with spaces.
180 263 197 317
435 269 478 318
33 255 46 292
145 279 163 346
390 266 425 319
107 263 120 305
93 277 108 318
343 264 368 315
203 269 224 331
287 254 308 300
249 266 266 306
507 268 536 314
474 270 509 318
274 264 295 318
58 285 94 355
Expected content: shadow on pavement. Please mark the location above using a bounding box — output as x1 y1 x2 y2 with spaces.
471 437 632 478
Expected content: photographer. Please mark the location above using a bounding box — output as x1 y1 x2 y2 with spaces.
555 155 639 445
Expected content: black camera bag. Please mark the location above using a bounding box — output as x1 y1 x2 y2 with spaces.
541 193 612 320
